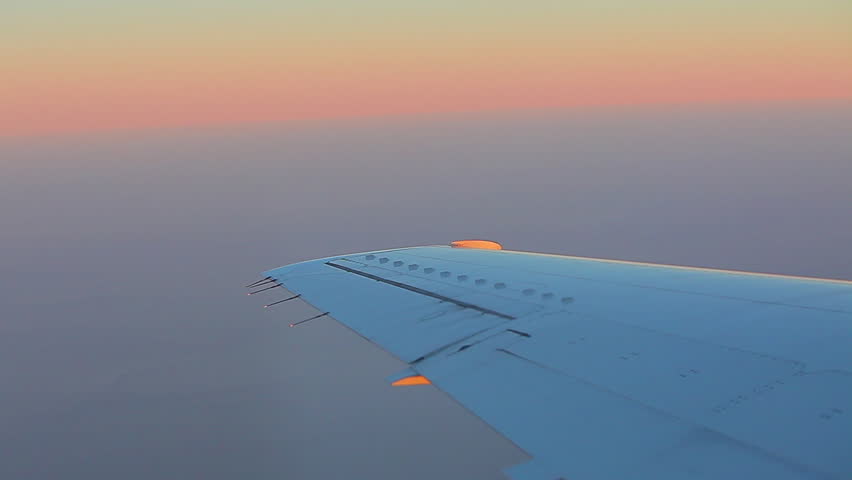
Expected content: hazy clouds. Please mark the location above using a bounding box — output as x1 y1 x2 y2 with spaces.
1 103 850 479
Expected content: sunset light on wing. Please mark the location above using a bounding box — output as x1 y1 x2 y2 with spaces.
391 375 432 387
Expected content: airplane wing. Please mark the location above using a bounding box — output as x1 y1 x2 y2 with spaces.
250 241 852 480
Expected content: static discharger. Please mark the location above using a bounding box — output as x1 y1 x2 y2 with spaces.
450 239 503 250
247 278 277 288
246 278 278 288
391 375 432 386
245 277 273 288
247 283 282 295
264 294 301 308
289 312 330 328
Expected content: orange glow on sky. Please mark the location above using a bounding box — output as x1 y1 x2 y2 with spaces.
3 2 851 137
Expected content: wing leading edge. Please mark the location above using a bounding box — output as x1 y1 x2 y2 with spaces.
256 244 852 480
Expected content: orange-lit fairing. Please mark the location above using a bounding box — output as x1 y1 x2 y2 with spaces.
391 375 432 386
450 240 503 250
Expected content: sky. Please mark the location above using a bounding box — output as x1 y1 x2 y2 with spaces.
2 1 852 478
1 104 851 479
3 0 852 136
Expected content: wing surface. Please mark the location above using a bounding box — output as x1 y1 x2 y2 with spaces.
259 245 852 480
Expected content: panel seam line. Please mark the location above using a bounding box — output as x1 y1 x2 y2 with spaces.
325 261 516 320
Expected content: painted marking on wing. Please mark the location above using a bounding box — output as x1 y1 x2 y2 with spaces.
493 347 836 479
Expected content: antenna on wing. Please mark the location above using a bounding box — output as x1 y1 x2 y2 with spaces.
245 277 273 288
264 294 301 308
289 312 329 327
247 283 282 295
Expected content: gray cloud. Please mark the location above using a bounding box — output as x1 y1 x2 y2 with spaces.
0 103 850 479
